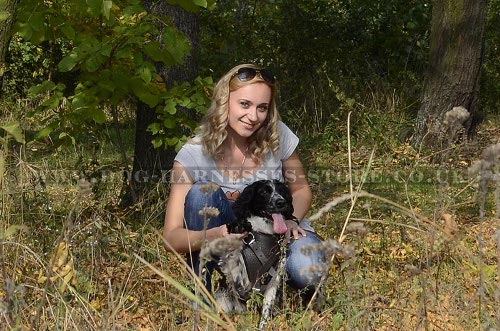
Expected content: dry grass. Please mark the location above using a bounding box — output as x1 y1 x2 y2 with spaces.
1 112 500 330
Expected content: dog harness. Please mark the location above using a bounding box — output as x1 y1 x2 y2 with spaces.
241 231 284 294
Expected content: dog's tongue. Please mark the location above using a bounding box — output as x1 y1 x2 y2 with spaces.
272 213 288 234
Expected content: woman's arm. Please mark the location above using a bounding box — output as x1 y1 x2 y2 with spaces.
282 151 312 240
163 161 228 253
283 151 312 220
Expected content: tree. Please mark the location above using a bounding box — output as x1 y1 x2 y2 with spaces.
126 0 201 205
10 0 211 206
412 0 488 150
0 0 19 95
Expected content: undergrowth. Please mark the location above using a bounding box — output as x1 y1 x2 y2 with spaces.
1 91 500 330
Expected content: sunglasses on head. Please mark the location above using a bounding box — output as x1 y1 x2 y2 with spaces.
232 67 276 85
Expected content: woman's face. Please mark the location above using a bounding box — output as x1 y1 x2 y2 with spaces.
227 82 272 139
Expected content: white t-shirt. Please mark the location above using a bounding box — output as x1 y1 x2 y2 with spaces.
174 121 299 200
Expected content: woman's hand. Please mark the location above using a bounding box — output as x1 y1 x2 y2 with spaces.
284 219 306 243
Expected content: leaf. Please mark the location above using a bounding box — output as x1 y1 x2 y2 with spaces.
165 137 179 146
59 132 76 145
100 44 112 57
163 117 176 129
29 11 45 31
406 21 417 30
139 66 152 83
111 70 130 90
175 139 184 151
1 225 28 240
130 78 159 107
164 99 177 115
58 53 80 72
87 0 102 16
162 27 190 64
36 125 54 139
147 122 161 134
0 11 10 22
60 24 75 39
144 42 167 62
41 93 63 109
137 92 159 107
97 79 116 92
151 137 163 148
30 28 46 45
71 95 86 110
1 121 25 144
28 80 56 96
84 53 106 72
83 108 107 124
193 0 207 7
14 22 33 40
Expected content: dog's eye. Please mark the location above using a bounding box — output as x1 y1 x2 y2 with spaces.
259 185 273 196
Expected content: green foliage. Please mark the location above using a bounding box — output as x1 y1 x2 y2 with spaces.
2 36 51 98
148 76 213 150
10 0 210 148
0 120 25 144
199 0 431 136
0 11 10 22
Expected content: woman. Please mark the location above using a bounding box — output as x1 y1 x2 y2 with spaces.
163 63 324 297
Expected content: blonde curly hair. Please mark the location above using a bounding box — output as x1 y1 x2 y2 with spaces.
196 63 280 163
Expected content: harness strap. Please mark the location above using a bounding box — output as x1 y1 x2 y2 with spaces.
241 231 283 292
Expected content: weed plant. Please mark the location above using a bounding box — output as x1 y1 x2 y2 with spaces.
1 93 500 330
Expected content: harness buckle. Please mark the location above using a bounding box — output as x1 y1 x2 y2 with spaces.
243 232 256 245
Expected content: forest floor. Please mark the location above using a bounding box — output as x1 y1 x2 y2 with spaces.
1 114 500 330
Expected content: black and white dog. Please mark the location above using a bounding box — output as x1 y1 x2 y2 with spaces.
216 179 294 325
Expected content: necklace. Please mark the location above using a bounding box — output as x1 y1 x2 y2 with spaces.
222 146 249 185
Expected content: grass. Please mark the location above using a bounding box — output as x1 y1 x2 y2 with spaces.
1 96 500 330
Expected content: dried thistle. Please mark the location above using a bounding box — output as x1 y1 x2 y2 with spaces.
199 235 243 264
199 182 220 194
198 206 220 218
481 143 500 164
300 263 331 282
469 143 500 177
468 143 500 218
341 245 356 259
301 239 355 260
345 222 369 236
443 106 470 133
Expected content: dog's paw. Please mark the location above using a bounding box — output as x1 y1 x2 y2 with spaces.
227 221 252 234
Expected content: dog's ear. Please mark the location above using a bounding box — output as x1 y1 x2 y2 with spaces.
228 182 258 234
275 180 294 217
232 181 258 221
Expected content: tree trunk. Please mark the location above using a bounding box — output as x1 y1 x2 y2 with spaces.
0 0 19 97
412 0 488 150
122 1 199 206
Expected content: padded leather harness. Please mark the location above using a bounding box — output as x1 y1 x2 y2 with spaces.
240 231 283 294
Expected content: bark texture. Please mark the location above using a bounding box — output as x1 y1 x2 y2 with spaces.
0 0 19 97
413 0 488 150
